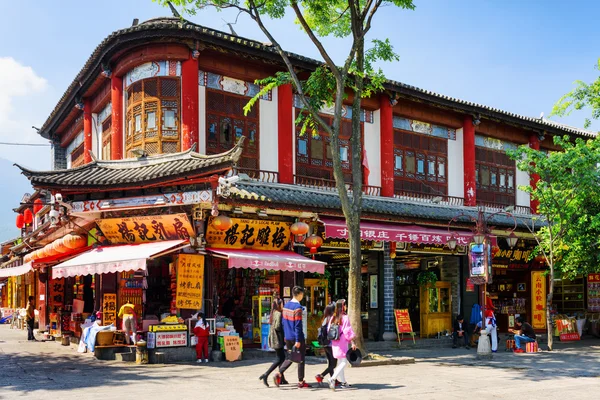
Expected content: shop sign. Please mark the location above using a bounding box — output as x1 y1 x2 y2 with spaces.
147 332 155 349
103 293 117 326
531 271 547 329
49 278 64 311
224 335 241 362
97 213 194 244
469 243 492 284
402 243 467 255
175 254 204 310
394 309 413 334
73 191 211 213
206 217 291 250
466 278 475 292
155 331 188 348
559 332 580 342
321 238 376 250
588 273 600 282
369 275 378 309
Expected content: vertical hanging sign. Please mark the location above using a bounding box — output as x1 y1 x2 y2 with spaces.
103 293 117 326
531 271 547 329
176 254 205 310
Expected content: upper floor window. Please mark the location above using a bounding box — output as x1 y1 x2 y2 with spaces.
393 129 447 196
206 90 259 169
475 146 515 206
295 111 357 183
125 77 180 158
97 102 112 160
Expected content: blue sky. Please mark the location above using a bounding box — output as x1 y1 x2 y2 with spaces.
0 0 598 240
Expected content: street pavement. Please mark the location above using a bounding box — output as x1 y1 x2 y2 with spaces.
1 325 599 400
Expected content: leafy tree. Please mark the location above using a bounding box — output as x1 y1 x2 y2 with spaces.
159 0 415 352
552 58 600 130
508 135 600 350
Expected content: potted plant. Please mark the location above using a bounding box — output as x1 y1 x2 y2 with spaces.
417 271 438 287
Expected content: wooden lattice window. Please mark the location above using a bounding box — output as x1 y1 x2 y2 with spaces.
101 113 112 160
393 129 447 196
71 143 85 168
475 147 515 206
206 90 259 169
125 77 180 158
294 110 357 182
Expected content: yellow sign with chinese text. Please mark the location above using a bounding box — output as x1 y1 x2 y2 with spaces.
531 271 547 329
176 254 204 310
97 213 194 244
103 293 117 326
205 217 291 250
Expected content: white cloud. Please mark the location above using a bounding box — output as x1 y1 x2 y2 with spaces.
0 57 51 169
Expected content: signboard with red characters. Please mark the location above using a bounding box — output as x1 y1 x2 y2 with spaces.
155 331 188 348
559 333 580 342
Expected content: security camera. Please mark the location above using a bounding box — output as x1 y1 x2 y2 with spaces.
218 175 240 186
49 209 60 228
55 193 63 203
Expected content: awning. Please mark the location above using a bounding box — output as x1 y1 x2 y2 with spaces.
207 248 326 274
0 262 32 278
52 240 188 279
322 217 473 246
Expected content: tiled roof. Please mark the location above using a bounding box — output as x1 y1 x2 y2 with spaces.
16 140 243 191
227 181 539 229
40 16 596 140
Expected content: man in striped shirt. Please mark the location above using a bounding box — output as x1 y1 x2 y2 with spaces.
274 286 311 388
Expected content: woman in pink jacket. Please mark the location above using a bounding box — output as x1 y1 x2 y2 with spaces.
328 299 356 391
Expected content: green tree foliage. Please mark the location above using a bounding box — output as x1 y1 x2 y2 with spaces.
552 58 600 130
157 0 415 352
508 135 600 350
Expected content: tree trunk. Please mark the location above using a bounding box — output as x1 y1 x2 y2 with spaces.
546 261 554 351
346 215 364 354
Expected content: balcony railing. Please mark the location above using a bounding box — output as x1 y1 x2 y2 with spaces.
393 190 465 206
294 175 381 196
476 201 532 215
237 168 279 183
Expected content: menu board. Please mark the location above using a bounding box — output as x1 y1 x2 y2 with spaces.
224 336 241 362
588 273 600 312
394 309 413 334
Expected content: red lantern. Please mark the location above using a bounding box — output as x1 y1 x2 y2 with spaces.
16 214 24 229
62 234 87 249
304 234 323 255
23 209 33 225
33 199 43 214
290 221 309 236
212 215 233 231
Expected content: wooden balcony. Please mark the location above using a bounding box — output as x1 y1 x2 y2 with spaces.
294 174 382 196
237 168 279 183
476 200 532 215
393 190 465 206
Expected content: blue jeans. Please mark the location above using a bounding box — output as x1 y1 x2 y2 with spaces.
514 334 535 349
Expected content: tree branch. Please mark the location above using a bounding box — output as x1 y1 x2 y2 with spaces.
364 0 383 34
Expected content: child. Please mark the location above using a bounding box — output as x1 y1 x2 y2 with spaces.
193 313 210 363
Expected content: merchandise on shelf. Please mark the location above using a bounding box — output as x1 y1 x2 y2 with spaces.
587 281 600 312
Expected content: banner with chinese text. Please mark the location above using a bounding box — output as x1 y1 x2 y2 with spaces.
49 278 64 312
103 293 117 326
531 271 547 329
176 254 204 310
206 217 291 250
97 213 194 244
394 309 413 334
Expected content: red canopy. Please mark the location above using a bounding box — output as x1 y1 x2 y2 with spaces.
321 217 473 246
207 248 325 274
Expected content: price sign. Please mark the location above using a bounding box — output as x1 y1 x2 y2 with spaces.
176 254 204 310
559 332 580 342
224 336 241 362
103 293 117 326
394 309 413 334
155 331 188 348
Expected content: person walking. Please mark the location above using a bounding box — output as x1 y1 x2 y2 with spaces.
25 296 36 341
328 299 356 391
315 303 337 386
193 313 210 363
274 286 311 389
259 298 288 387
485 296 498 352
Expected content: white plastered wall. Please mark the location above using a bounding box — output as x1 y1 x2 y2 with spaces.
365 110 381 187
92 113 99 160
516 168 530 207
259 88 278 172
448 127 464 198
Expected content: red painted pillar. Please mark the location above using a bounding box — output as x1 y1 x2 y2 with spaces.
278 84 294 184
380 95 394 197
83 98 93 164
463 115 477 206
37 270 47 330
111 75 124 160
181 54 199 151
529 134 540 214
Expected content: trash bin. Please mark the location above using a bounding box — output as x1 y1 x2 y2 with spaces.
136 340 148 364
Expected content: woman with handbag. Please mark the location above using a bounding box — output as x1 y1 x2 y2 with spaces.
259 298 289 387
315 304 337 386
328 299 356 391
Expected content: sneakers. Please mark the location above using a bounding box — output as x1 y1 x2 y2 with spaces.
328 378 336 391
273 373 282 387
339 382 351 389
204 359 209 363
297 381 312 389
196 359 203 363
315 374 324 385
514 348 525 354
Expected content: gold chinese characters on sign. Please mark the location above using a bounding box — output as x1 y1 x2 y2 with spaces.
103 293 117 326
97 214 194 244
206 217 291 250
531 271 547 329
176 254 204 310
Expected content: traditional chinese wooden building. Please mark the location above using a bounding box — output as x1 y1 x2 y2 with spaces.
3 13 596 345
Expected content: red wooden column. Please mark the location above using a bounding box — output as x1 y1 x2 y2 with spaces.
111 75 124 160
181 53 199 151
37 270 47 330
277 84 294 184
463 115 477 206
83 98 93 164
380 95 394 197
529 134 541 214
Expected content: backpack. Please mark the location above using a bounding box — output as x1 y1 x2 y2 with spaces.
317 319 330 346
327 322 340 341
